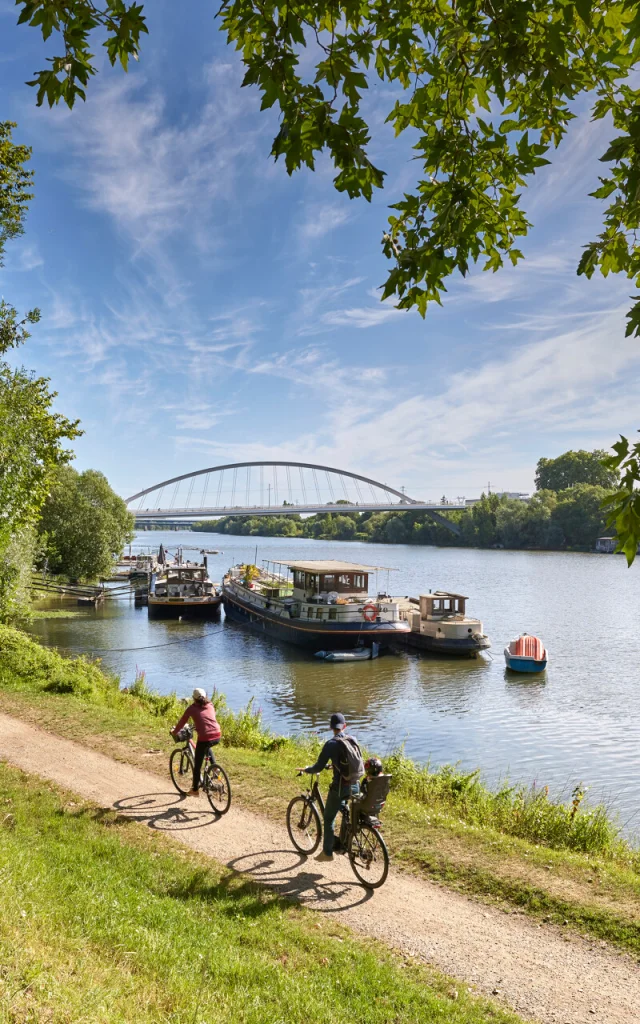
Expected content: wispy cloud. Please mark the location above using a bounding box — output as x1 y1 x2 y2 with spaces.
298 202 352 240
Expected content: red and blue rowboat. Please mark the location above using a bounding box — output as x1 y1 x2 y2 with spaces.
504 634 548 673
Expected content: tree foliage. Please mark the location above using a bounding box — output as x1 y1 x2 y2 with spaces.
14 1 640 328
38 466 135 579
600 434 640 564
535 449 618 491
194 483 610 551
0 121 33 264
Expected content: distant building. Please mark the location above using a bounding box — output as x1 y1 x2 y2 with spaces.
465 492 530 506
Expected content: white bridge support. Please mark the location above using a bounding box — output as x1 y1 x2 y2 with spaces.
126 461 464 536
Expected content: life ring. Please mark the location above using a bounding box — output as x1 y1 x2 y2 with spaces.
362 603 378 622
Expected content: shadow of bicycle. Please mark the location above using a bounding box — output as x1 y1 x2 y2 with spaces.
112 791 218 832
227 849 373 912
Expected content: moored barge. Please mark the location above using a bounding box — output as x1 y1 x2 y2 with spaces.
222 559 410 650
148 565 222 620
395 591 491 657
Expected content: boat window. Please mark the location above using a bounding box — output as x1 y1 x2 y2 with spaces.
354 574 366 589
315 607 323 619
338 574 351 587
306 607 313 618
323 574 335 589
328 607 337 620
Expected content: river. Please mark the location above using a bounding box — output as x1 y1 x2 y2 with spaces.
27 530 640 832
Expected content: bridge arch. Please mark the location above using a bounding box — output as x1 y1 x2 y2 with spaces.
126 461 419 506
126 461 463 534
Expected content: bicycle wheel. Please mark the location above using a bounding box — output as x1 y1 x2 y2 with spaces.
286 795 321 855
204 762 231 815
348 823 389 889
170 748 193 795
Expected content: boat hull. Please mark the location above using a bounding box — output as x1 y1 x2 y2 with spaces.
504 650 547 673
148 597 222 620
222 589 408 650
397 632 491 657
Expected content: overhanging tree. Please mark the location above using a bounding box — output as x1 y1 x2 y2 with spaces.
12 1 640 558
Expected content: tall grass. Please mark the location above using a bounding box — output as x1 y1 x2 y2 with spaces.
384 749 628 859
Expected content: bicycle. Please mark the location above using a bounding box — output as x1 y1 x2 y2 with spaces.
169 724 231 815
286 771 389 889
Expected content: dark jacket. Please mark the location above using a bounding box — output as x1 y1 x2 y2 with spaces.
305 734 359 787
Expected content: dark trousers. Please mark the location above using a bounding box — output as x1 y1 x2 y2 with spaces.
323 780 360 855
192 739 219 790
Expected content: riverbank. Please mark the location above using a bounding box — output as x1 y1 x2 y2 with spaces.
1 624 639 956
192 485 612 553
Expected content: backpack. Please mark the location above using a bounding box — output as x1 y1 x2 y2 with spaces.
334 734 365 783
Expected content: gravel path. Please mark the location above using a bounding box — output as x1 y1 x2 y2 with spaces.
1 712 637 1024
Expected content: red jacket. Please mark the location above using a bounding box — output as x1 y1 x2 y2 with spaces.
174 701 221 742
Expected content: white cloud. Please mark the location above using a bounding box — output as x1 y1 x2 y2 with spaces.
298 203 352 240
4 242 44 272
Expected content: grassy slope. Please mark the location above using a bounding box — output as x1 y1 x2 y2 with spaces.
0 763 520 1024
0 625 638 956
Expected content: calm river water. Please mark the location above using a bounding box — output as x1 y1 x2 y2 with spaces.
27 530 640 831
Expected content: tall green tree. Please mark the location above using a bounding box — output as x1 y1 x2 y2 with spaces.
535 450 618 491
38 466 135 579
0 121 81 619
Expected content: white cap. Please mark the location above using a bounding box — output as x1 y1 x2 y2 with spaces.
192 688 207 701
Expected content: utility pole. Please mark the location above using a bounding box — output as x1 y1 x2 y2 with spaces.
268 483 271 507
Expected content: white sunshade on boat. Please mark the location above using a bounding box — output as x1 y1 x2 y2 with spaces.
266 559 397 573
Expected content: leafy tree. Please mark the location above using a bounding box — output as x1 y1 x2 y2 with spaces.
535 450 618 491
0 527 42 623
601 435 640 564
0 121 33 261
0 120 81 619
552 484 608 548
38 466 135 579
17 4 640 556
14 1 640 330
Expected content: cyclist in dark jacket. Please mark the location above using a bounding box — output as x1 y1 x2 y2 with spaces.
297 712 360 862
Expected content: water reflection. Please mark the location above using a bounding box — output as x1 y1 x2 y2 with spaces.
26 528 640 829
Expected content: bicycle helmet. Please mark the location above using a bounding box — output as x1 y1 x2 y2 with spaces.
364 757 383 776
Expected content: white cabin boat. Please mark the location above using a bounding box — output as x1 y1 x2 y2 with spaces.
148 565 222 620
396 591 491 656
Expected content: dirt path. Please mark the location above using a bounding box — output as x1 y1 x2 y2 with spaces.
1 713 637 1024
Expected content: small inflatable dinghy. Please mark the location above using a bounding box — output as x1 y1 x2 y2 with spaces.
315 643 380 662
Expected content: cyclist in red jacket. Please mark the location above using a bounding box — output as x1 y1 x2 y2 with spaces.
172 688 221 797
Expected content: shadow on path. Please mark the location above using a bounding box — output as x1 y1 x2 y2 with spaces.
228 849 373 913
113 791 219 832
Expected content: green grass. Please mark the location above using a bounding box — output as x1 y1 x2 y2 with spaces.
0 763 520 1024
1 623 639 956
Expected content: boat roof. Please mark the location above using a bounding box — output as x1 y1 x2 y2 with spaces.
422 591 469 600
267 559 395 573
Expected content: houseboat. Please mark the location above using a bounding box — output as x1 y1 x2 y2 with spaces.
148 565 222 620
395 591 491 657
221 559 411 650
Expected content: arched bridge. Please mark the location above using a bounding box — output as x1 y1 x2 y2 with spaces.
126 461 465 533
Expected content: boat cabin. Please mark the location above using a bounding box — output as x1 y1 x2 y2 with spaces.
419 592 468 620
153 565 214 598
279 560 379 603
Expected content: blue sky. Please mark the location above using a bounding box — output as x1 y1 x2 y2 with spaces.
1 0 639 503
